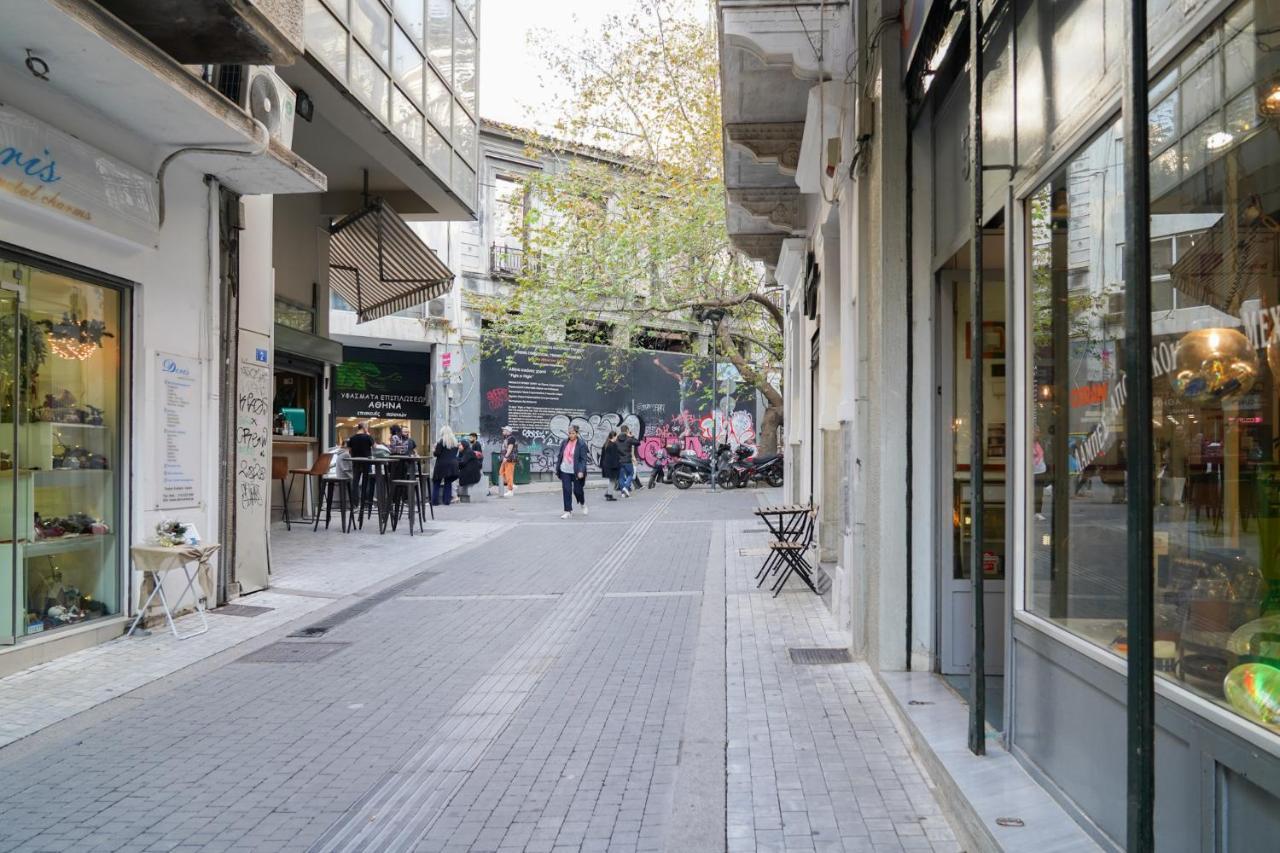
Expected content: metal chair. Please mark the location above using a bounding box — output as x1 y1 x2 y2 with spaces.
272 456 291 530
314 473 353 533
768 508 819 597
286 452 335 522
389 476 423 536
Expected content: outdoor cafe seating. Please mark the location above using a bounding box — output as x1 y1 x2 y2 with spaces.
752 504 820 597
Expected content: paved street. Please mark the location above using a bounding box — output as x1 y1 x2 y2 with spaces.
0 488 958 853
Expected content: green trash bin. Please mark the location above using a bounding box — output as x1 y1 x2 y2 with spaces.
489 451 533 485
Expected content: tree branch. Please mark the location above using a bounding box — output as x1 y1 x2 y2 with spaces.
718 323 782 408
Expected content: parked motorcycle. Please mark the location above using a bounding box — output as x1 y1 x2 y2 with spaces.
647 443 681 488
727 445 785 488
671 443 735 490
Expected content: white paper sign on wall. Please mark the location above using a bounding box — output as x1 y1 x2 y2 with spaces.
153 351 203 510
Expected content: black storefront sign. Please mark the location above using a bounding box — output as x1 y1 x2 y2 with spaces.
334 347 430 420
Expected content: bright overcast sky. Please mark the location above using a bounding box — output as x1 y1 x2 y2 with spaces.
478 0 637 130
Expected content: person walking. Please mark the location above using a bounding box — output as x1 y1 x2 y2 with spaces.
499 426 519 497
599 430 622 501
616 425 640 497
431 426 461 506
557 424 589 518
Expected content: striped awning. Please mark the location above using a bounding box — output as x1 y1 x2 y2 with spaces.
328 198 454 323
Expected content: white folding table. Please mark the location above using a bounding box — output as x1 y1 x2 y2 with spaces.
126 543 221 640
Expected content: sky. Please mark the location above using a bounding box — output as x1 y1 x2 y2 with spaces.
478 0 636 131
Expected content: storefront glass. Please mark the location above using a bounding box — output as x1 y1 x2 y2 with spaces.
0 258 123 639
1030 0 1280 736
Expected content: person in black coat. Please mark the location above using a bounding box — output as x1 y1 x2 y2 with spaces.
557 424 590 518
431 426 461 505
459 433 484 488
599 430 621 501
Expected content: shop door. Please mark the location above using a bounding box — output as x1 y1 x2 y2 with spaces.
937 273 1006 676
0 281 18 645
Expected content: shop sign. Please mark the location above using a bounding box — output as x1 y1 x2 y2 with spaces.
153 352 203 510
0 105 158 244
334 347 430 420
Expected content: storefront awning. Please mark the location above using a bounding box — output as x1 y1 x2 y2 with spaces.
328 198 454 323
1170 225 1277 315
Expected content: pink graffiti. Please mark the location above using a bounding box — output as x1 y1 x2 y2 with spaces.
635 409 754 465
486 387 509 411
699 410 756 449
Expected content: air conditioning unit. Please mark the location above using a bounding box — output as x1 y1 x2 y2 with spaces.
211 65 297 148
427 298 447 318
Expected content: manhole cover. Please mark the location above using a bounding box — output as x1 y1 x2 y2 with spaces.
217 604 273 618
789 647 853 665
288 626 331 638
237 641 349 663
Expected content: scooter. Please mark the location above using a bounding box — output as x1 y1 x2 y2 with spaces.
671 443 735 490
647 443 681 488
728 445 785 488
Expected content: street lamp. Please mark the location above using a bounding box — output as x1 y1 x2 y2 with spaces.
698 307 727 492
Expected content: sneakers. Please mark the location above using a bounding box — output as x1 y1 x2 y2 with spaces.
582 505 589 516
503 490 514 498
604 494 617 501
561 511 572 519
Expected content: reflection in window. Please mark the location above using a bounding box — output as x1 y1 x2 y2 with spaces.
392 88 425 154
395 0 425 46
425 65 451 134
427 0 452 84
350 45 389 121
453 7 477 114
305 0 348 79
1030 0 1280 738
425 120 450 178
392 24 425 104
350 0 391 64
454 100 476 164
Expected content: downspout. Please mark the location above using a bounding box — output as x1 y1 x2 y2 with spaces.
1122 0 1155 848
966 0 986 756
904 95 914 672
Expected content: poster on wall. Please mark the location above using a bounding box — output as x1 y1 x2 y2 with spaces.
152 351 203 510
234 333 272 594
479 338 756 472
334 347 431 420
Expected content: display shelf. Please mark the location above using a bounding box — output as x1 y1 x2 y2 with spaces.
36 422 107 430
33 468 112 485
24 533 116 558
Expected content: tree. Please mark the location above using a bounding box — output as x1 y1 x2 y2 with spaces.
477 0 785 453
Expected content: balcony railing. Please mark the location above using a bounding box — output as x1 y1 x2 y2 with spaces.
490 244 527 279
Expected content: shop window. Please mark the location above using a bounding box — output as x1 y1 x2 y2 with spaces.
1029 0 1280 737
0 259 124 640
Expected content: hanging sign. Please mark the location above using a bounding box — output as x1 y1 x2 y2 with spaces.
153 352 203 510
0 105 158 244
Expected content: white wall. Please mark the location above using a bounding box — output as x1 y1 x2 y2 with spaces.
1 159 226 622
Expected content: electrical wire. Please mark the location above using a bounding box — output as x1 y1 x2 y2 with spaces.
156 118 269 228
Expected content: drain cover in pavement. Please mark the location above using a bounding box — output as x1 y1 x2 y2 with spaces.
216 604 273 618
789 647 853 665
237 641 350 663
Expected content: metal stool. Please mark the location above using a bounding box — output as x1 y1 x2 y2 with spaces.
314 475 353 532
389 478 422 535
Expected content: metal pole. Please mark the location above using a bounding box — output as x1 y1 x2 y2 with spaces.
711 317 719 492
967 0 986 757
1122 0 1155 848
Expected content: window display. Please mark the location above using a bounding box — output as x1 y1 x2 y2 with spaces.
0 259 123 639
1029 0 1280 736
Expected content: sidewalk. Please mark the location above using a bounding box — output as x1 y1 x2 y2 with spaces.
0 518 505 750
725 518 960 853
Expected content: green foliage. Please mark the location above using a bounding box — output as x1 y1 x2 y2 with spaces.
478 0 782 417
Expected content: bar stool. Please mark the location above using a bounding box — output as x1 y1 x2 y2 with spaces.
286 452 334 522
314 474 353 532
389 476 422 535
272 456 291 530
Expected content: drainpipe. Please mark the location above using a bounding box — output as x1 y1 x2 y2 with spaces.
1122 1 1155 849
966 0 986 757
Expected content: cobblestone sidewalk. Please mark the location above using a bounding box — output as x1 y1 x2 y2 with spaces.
725 521 960 853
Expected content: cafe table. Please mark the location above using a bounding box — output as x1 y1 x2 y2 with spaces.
350 455 432 533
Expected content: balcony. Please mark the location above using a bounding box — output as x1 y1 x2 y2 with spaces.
490 244 528 279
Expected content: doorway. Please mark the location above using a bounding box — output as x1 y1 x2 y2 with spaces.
936 258 1007 725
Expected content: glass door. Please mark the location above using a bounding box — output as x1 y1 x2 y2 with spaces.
0 270 20 645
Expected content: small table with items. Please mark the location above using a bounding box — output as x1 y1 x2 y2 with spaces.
350 455 432 533
126 543 220 640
